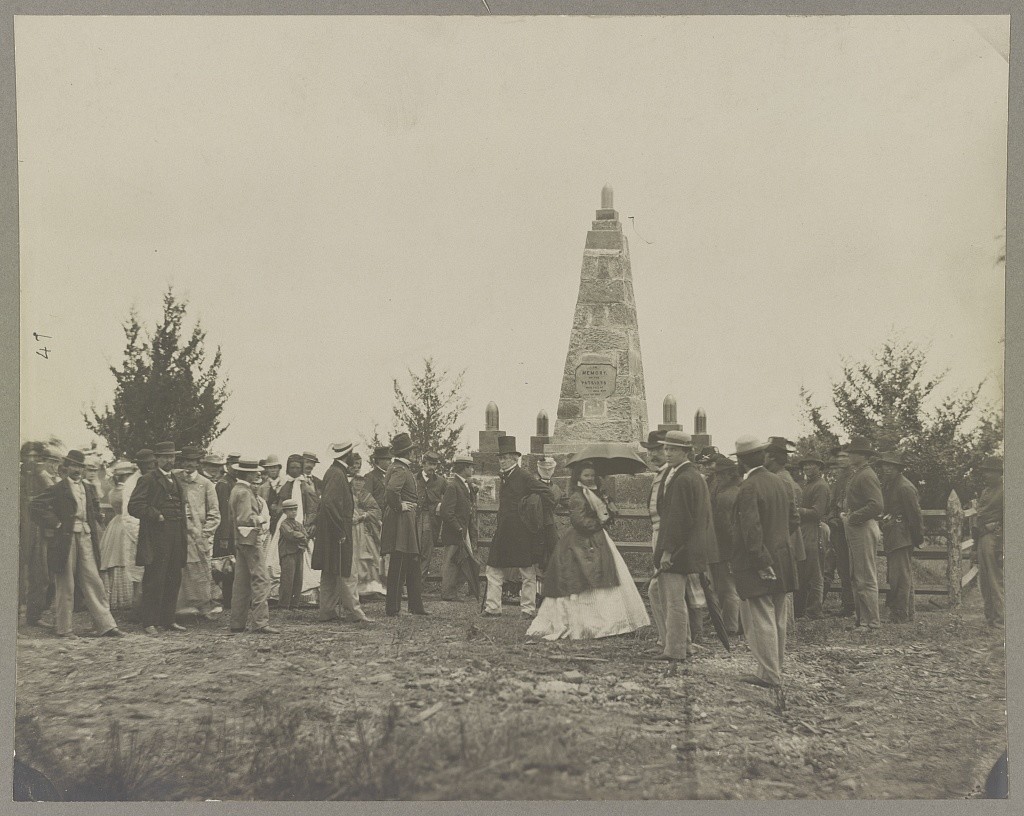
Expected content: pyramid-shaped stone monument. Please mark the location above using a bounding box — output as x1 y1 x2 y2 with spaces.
546 186 649 455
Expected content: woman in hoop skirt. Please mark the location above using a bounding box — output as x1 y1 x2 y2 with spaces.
527 462 649 640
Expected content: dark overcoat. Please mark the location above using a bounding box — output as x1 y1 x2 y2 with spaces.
541 489 619 598
439 475 474 548
654 462 715 575
312 462 354 577
30 478 103 575
363 468 388 517
731 467 799 599
127 469 189 568
711 481 740 564
381 460 420 556
488 465 545 568
880 473 924 553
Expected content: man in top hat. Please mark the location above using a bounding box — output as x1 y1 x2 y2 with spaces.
439 456 481 601
200 451 226 483
840 436 884 630
643 430 672 652
128 442 190 635
875 451 924 623
228 458 276 633
364 447 392 516
651 430 715 660
382 432 428 616
796 453 830 620
483 436 548 618
709 453 742 636
730 436 798 687
175 446 222 619
313 441 371 624
416 451 447 581
975 455 1004 628
302 452 323 495
30 450 124 638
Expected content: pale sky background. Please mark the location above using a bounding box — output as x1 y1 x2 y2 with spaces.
17 15 1008 465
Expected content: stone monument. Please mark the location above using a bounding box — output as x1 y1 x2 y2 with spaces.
546 185 649 455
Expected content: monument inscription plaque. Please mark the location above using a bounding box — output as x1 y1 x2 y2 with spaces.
575 357 617 398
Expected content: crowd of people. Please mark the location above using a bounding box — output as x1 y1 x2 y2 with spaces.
18 427 1004 693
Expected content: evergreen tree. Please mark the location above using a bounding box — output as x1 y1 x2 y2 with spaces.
85 288 230 458
389 358 468 462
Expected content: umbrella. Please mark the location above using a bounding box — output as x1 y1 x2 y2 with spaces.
698 571 732 652
565 443 649 477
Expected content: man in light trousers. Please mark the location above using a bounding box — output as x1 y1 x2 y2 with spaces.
841 437 883 630
229 458 276 634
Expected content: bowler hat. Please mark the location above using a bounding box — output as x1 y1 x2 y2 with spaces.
980 456 1003 472
452 456 475 469
179 446 204 461
330 441 354 460
496 436 521 457
302 451 320 463
232 458 263 473
846 436 875 456
662 430 693 449
153 441 180 456
641 430 667 450
422 451 441 464
875 451 905 467
732 436 769 456
372 446 392 460
63 449 87 467
135 448 156 464
799 453 826 467
390 433 414 456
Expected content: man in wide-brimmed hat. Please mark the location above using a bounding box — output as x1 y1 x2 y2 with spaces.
651 431 715 660
840 436 883 630
482 436 548 618
795 453 830 620
128 442 191 635
875 451 924 623
228 458 276 633
729 436 798 688
30 450 124 638
382 432 428 616
975 455 1004 628
175 446 222 620
313 441 371 624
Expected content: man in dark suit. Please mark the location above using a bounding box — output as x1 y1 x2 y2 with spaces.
876 451 924 623
30 450 123 638
417 452 447 581
652 430 715 661
212 453 239 610
303 451 324 495
314 441 370 624
128 441 190 636
730 436 799 688
382 432 428 616
483 436 547 618
363 447 392 515
841 436 884 630
439 456 480 600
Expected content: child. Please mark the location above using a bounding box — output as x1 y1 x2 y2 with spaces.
277 498 309 610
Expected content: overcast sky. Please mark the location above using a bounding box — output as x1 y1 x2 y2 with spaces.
17 15 1008 464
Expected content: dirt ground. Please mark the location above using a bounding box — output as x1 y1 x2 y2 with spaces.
15 583 1006 801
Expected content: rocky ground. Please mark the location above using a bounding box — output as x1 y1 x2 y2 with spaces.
15 584 1006 801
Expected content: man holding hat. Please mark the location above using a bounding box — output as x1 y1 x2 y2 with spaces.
652 430 715 660
796 453 830 620
228 458 275 633
175 446 222 619
313 441 371 624
128 442 191 635
382 432 428 616
439 456 481 601
730 436 798 687
30 450 124 638
875 451 924 623
417 452 447 582
975 456 1004 628
841 436 884 630
483 436 547 618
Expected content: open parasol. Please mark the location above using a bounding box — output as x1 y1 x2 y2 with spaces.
564 443 650 477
